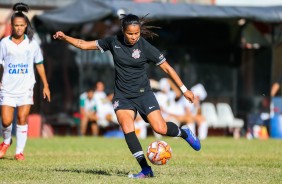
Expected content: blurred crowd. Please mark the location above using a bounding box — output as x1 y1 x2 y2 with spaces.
78 81 118 136
78 79 209 140
149 78 208 140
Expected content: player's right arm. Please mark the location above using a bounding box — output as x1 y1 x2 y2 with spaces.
271 82 280 97
53 31 98 50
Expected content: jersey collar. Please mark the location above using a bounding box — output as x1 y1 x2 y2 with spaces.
9 34 27 40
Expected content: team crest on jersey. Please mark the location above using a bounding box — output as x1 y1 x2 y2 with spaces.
132 49 141 59
113 100 119 110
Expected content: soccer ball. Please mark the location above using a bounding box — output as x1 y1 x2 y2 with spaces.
146 140 172 165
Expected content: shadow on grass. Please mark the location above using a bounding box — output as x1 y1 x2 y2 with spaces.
54 168 128 177
0 157 15 160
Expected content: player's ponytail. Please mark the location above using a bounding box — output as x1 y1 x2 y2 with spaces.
11 2 34 42
13 2 29 13
120 14 160 39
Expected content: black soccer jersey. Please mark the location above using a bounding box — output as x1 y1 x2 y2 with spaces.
97 35 166 98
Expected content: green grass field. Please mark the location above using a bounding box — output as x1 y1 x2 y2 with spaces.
1 136 282 184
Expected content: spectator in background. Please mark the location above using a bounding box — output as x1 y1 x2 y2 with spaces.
153 78 182 138
155 78 182 121
180 84 208 140
79 87 98 136
93 81 118 129
165 83 208 140
271 75 282 97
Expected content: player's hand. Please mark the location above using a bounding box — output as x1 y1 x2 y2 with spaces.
183 90 194 103
43 86 51 102
53 31 66 40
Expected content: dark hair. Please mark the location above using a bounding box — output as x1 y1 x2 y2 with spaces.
11 2 34 42
86 87 95 93
120 14 159 38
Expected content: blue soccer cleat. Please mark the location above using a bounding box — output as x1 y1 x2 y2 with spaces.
128 166 154 179
182 128 201 151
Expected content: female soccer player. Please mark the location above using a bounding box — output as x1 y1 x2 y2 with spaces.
0 3 51 160
53 14 200 178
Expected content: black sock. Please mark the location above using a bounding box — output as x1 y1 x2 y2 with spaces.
180 129 188 139
166 122 188 139
124 131 150 169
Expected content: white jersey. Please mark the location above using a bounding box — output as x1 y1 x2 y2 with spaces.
179 95 198 115
94 91 115 118
79 92 96 112
155 90 177 113
0 35 43 97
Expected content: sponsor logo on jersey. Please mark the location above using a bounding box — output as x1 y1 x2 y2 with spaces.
132 49 141 59
8 63 28 74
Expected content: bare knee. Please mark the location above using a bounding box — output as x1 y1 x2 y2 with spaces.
116 110 135 134
152 123 167 135
1 107 15 126
2 117 14 127
17 115 28 125
147 110 167 135
80 116 88 124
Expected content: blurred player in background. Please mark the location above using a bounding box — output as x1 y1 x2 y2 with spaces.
53 13 200 179
0 3 51 160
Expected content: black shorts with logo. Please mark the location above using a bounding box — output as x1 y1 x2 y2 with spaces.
112 90 160 123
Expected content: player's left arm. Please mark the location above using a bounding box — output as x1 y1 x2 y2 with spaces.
167 78 182 99
36 63 51 102
159 61 194 103
0 65 3 87
0 41 4 87
53 31 98 50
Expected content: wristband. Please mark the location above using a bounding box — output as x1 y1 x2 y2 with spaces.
180 85 188 93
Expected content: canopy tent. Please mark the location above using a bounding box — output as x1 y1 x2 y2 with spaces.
35 0 282 31
103 1 282 22
35 0 112 31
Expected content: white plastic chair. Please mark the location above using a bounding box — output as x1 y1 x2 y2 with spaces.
201 102 220 128
216 103 244 128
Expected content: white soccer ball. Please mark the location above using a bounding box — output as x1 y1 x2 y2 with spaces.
146 140 172 165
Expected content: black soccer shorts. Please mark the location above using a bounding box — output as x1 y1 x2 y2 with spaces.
112 90 160 122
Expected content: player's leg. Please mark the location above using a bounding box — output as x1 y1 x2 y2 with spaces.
195 115 208 140
89 112 99 136
90 121 99 136
15 105 31 160
138 91 201 151
181 115 197 135
80 114 89 136
116 109 153 178
0 105 14 158
147 110 201 151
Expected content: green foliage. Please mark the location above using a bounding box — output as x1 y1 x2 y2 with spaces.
1 137 282 184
